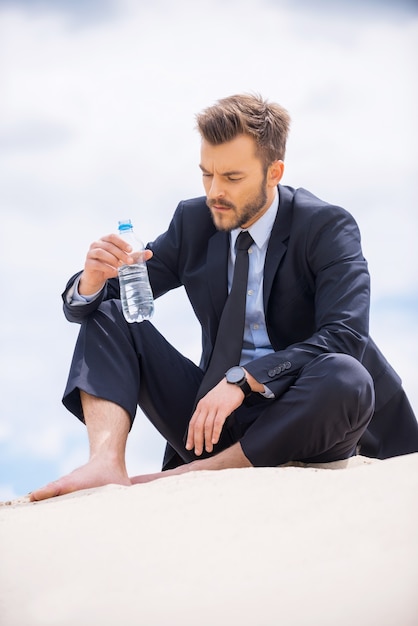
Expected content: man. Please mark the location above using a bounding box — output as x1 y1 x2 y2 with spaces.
31 94 418 501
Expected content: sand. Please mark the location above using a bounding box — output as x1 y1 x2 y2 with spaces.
1 453 417 626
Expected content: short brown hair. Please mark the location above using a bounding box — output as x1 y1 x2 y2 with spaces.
196 93 291 166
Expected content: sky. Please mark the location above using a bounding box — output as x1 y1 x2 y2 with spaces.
0 0 417 499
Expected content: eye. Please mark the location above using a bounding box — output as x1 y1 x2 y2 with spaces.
227 176 243 182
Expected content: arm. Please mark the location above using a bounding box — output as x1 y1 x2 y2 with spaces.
62 234 153 323
62 201 192 324
246 202 370 397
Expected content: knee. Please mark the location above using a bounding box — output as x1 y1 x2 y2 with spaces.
95 300 152 335
81 299 131 346
310 353 375 413
86 299 134 335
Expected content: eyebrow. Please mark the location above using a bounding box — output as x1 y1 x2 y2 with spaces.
199 164 245 176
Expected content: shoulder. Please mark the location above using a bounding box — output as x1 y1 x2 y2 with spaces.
171 195 217 235
148 195 217 254
174 195 212 218
277 185 359 237
277 186 363 261
284 185 355 218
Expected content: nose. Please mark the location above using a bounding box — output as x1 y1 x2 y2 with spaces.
207 176 225 200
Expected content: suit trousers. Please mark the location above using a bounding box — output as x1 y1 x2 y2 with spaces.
63 299 375 468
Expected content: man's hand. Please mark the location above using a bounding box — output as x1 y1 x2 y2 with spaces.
78 233 153 296
186 378 245 456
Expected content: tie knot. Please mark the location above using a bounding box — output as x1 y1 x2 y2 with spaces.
235 230 253 251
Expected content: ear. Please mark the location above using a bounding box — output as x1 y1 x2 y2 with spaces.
267 160 285 187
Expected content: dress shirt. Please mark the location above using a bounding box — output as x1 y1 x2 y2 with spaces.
227 190 278 398
66 276 102 305
229 189 278 369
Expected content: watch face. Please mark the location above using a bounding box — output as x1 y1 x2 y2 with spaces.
226 366 245 384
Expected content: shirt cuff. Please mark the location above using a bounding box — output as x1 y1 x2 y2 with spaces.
66 276 104 305
260 385 275 399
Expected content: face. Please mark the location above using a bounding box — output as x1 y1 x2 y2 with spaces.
200 134 280 232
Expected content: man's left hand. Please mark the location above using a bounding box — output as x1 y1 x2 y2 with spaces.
185 378 245 456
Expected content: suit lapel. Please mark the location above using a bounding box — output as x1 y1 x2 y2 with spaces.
263 185 293 310
206 230 229 321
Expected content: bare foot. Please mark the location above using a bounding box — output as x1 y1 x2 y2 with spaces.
30 457 131 502
130 465 190 485
130 443 251 485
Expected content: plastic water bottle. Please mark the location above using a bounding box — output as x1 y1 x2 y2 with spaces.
117 219 154 323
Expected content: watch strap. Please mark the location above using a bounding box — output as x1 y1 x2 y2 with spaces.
238 378 252 397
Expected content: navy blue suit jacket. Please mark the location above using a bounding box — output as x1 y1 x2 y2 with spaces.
63 185 418 459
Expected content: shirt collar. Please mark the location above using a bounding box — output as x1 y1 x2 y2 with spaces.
230 187 279 251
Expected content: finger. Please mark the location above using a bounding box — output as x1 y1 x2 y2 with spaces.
190 406 216 457
201 407 219 454
204 414 214 454
185 409 199 452
191 411 206 456
211 410 227 446
105 232 133 252
87 238 131 270
101 236 153 266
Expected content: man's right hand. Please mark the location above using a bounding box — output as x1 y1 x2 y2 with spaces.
78 233 153 296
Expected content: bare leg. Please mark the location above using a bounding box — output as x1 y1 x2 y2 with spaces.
30 392 131 501
130 442 252 484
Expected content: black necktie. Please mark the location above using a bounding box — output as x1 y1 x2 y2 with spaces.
196 230 254 401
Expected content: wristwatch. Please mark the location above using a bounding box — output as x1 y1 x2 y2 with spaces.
225 366 252 398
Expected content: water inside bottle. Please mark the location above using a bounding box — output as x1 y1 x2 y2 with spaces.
119 263 154 323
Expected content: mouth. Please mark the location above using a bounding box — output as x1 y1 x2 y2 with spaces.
208 200 235 212
213 205 231 212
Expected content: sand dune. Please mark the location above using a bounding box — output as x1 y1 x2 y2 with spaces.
1 454 417 626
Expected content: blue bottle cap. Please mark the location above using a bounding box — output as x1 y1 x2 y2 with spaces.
118 219 133 232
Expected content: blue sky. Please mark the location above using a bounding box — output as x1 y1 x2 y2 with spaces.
0 0 417 499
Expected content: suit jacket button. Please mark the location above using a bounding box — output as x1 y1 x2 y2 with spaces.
268 369 276 378
284 361 291 369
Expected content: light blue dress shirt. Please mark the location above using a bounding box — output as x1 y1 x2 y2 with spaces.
229 189 278 368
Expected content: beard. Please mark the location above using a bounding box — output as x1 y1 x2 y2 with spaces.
207 174 268 232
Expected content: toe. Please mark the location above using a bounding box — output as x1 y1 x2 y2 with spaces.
30 481 63 502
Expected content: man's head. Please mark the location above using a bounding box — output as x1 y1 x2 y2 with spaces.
196 94 290 231
196 93 290 169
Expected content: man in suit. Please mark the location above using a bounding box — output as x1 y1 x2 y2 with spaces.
31 94 418 501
